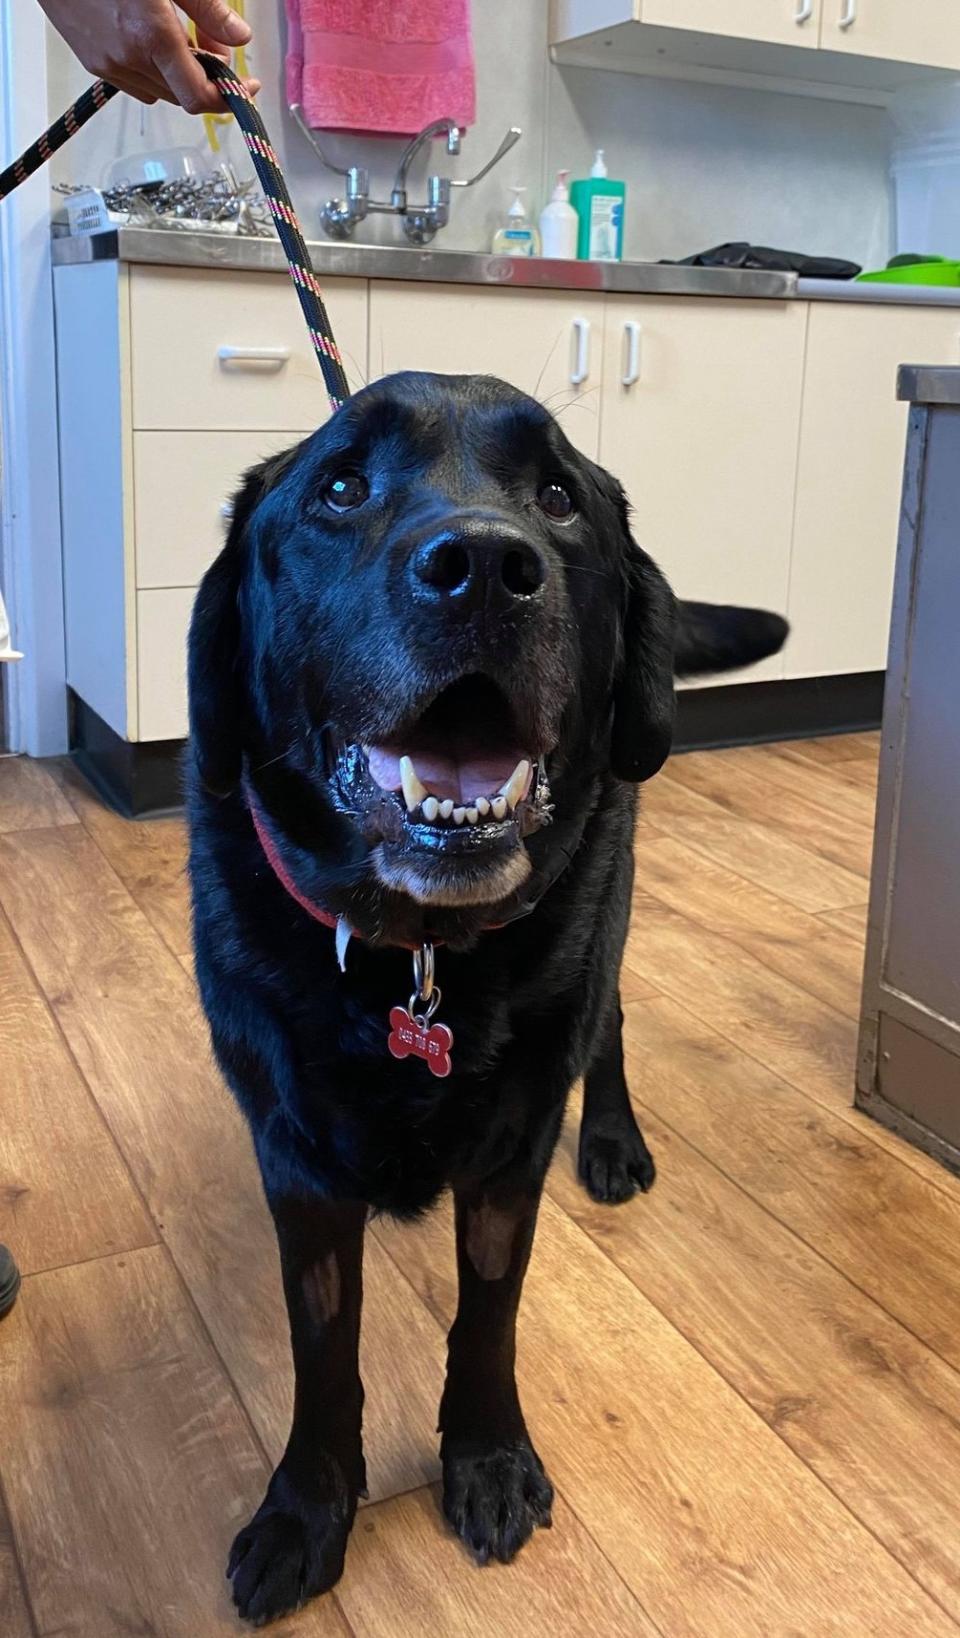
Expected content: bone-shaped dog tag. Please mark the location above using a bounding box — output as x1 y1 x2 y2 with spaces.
387 1005 454 1078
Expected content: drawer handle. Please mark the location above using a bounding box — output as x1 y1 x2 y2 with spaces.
838 0 856 28
570 317 590 386
217 345 290 369
794 0 813 23
622 321 642 387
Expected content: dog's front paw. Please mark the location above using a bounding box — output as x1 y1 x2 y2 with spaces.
227 1464 356 1625
578 1124 656 1204
442 1438 553 1565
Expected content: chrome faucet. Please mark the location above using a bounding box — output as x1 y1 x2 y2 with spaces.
290 106 522 245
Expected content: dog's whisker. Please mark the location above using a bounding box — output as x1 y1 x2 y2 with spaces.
532 328 566 403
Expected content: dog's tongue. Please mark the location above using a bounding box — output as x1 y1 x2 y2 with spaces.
366 746 528 805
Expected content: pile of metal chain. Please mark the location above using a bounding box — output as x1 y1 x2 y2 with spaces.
56 163 272 235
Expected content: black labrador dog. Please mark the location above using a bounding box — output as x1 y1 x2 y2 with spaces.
188 371 786 1624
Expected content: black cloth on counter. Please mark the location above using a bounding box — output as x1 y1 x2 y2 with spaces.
665 242 861 280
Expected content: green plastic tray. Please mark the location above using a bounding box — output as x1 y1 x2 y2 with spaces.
857 261 960 286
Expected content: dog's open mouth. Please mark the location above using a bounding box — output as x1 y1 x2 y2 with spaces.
327 676 553 907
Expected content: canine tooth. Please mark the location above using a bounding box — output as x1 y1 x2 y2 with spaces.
465 807 479 825
499 759 531 812
399 755 427 812
491 795 508 820
439 799 455 819
422 796 439 822
475 797 490 817
452 806 466 825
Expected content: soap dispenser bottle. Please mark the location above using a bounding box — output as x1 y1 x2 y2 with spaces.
539 169 579 260
570 150 626 262
492 186 540 257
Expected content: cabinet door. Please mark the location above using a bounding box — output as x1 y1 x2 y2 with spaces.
369 282 601 458
600 296 807 682
131 266 367 432
642 0 821 49
819 0 960 71
787 304 960 678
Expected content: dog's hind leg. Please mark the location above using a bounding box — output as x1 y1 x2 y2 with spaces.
227 1193 367 1625
578 997 656 1204
440 1126 559 1566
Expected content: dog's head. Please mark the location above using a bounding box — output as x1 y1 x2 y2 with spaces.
189 371 782 943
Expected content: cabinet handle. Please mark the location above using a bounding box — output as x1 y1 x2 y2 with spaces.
838 0 856 29
217 344 290 369
570 317 590 386
794 0 813 23
622 321 642 387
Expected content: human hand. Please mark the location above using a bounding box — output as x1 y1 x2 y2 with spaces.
39 0 261 112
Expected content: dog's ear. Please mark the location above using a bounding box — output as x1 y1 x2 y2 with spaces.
188 459 278 796
610 503 678 783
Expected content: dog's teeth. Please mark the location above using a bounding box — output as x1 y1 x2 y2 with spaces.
422 796 439 822
475 797 490 817
439 799 455 819
452 806 466 825
499 759 531 812
399 755 428 813
491 795 508 821
465 807 479 825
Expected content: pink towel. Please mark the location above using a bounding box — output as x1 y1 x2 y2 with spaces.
285 0 475 136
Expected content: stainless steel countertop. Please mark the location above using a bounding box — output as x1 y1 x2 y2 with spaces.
53 228 960 309
898 364 960 404
51 226 797 300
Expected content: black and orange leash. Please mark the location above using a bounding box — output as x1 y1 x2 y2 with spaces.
0 52 351 411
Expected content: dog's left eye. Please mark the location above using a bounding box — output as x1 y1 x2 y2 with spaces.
324 471 369 512
537 482 575 520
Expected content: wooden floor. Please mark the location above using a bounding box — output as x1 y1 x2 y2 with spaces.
3 735 960 1635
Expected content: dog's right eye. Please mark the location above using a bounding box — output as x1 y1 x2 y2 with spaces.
323 471 369 513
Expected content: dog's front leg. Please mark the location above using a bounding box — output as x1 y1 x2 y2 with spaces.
228 1193 366 1624
439 1151 555 1565
579 996 656 1203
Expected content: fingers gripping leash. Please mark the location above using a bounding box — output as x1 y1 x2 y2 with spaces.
0 53 350 411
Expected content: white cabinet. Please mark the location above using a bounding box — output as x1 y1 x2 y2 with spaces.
369 282 601 458
820 0 960 72
550 0 959 98
599 296 807 681
642 0 822 50
130 265 366 431
786 303 960 678
54 260 367 744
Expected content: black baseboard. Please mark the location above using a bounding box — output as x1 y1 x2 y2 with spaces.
68 692 185 818
67 672 885 818
674 670 884 752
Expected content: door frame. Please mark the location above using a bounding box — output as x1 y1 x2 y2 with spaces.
0 0 68 755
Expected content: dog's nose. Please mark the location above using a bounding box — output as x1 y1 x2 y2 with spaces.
409 527 546 611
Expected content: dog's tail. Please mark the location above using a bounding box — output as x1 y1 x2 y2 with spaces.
674 600 789 678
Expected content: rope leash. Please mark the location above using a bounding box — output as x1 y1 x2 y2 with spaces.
0 53 350 411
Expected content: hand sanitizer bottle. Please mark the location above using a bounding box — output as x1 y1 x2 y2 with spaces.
539 169 579 260
492 186 541 257
570 150 626 262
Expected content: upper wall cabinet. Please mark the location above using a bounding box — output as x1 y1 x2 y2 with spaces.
819 0 960 73
549 0 960 102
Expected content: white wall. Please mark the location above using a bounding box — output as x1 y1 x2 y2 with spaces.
46 0 893 268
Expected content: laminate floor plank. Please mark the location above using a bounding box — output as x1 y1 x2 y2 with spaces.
0 756 77 834
0 826 443 1506
641 774 868 913
0 1246 350 1637
339 1486 657 1638
618 994 960 1371
631 829 866 1017
374 1197 956 1637
550 1090 960 1623
0 906 154 1276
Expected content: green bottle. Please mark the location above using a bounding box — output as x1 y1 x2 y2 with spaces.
570 150 625 263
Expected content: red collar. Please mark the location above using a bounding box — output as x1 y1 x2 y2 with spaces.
247 791 340 933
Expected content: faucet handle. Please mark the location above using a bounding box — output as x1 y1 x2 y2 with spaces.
449 127 522 189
